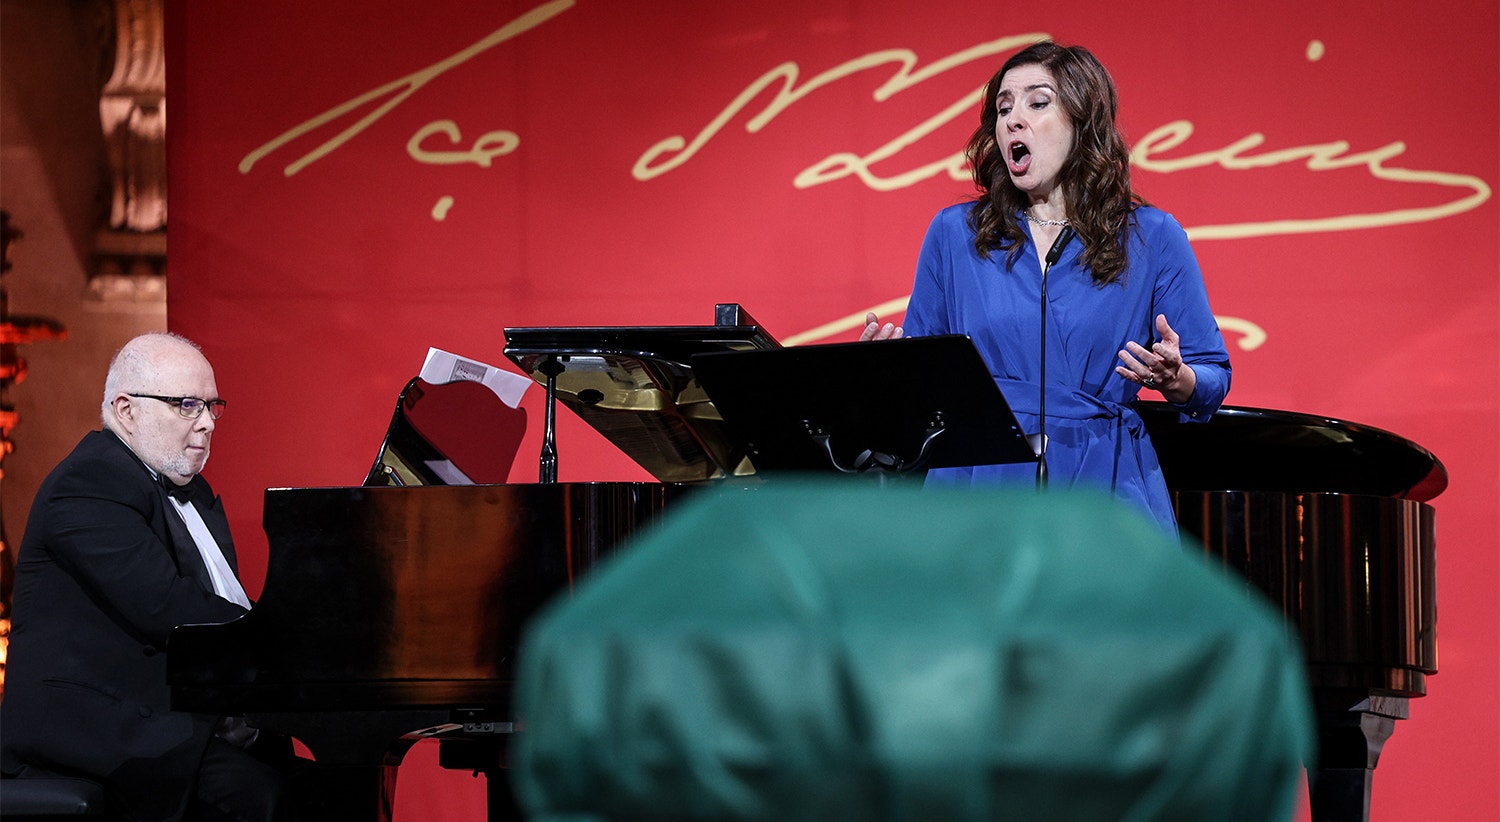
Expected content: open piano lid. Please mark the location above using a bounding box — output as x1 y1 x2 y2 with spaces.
1137 401 1448 501
503 304 780 483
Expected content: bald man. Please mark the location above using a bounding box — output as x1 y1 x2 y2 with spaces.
1 333 296 821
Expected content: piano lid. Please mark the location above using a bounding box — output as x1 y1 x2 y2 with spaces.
1137 401 1448 501
503 304 780 483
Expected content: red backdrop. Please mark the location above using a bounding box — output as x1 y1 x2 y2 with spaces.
165 1 1498 819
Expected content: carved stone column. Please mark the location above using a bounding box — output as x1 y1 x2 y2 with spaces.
93 0 167 300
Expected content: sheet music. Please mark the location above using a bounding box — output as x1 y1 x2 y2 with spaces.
419 347 531 408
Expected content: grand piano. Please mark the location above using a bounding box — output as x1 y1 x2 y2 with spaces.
168 306 781 821
168 308 1442 822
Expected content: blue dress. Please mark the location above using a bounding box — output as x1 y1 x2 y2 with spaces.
903 203 1231 534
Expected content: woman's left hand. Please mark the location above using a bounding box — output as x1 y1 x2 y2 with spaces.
859 312 904 342
1116 314 1197 403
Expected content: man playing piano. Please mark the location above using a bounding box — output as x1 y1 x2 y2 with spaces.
1 333 300 822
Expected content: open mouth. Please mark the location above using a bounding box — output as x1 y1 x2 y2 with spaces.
1008 140 1032 175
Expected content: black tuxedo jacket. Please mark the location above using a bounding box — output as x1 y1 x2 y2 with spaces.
0 430 248 822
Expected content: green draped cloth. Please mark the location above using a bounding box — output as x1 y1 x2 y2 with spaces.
512 482 1313 821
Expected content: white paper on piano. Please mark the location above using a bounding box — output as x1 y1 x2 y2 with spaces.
419 347 531 408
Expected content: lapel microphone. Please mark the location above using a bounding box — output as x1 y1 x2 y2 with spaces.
1045 225 1076 267
1037 226 1076 490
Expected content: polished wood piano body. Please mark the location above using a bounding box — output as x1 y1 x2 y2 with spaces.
172 310 777 821
169 318 1442 822
169 482 679 820
1139 402 1442 822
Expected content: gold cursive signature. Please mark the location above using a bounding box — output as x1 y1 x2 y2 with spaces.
1132 121 1492 239
232 15 1488 352
407 120 519 167
633 34 1047 185
238 0 573 178
637 40 1491 238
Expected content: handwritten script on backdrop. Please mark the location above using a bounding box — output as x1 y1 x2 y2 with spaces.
236 0 1491 346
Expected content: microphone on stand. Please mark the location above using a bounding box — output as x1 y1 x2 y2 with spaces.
1036 225 1076 490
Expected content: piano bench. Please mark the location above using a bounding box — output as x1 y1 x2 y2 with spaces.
0 775 107 819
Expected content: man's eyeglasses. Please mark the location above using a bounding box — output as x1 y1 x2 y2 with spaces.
127 393 227 420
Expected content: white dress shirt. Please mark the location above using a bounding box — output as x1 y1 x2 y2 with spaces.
167 494 251 608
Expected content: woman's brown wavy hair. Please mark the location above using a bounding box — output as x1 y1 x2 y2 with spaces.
965 42 1143 285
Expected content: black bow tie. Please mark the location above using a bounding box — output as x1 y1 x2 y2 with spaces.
160 474 197 504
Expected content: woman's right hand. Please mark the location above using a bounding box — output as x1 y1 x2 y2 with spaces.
859 312 904 341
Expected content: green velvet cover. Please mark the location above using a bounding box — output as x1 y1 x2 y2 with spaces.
512 482 1313 821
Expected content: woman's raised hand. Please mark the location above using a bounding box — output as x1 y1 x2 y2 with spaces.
859 312 904 342
1115 313 1197 402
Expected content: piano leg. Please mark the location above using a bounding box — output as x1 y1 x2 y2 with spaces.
251 709 449 822
303 764 400 822
484 765 523 822
1308 692 1407 822
438 736 524 822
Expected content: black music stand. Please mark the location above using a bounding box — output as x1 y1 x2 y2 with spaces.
691 335 1036 478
